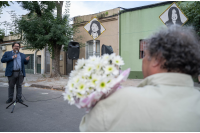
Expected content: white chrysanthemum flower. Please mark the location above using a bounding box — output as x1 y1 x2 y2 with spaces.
96 79 110 93
65 51 126 106
75 80 87 94
69 70 79 78
86 85 95 93
102 54 110 60
109 53 116 60
98 69 106 76
107 76 116 88
79 71 86 80
93 62 102 72
89 55 100 62
86 75 93 80
75 91 86 98
104 65 119 76
113 55 125 66
75 58 85 70
102 54 111 65
90 74 100 87
72 75 81 84
63 92 75 105
64 86 76 96
67 80 75 91
83 64 95 76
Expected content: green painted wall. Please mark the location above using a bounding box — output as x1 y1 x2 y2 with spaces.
120 3 172 79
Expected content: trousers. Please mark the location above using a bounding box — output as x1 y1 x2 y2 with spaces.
8 71 24 99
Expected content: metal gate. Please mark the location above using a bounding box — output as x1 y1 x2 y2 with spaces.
24 54 34 74
66 53 73 75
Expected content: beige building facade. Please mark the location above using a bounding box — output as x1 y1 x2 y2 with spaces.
0 34 67 75
73 8 120 67
0 8 120 75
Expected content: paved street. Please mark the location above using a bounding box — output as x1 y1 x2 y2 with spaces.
0 73 200 132
0 84 85 132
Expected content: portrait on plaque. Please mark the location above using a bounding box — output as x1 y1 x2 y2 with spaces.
159 2 188 27
84 17 106 40
89 20 101 39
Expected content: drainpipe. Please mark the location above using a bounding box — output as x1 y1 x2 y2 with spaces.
41 48 45 74
34 50 38 74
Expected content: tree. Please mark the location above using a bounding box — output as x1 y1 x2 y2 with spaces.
0 7 2 18
0 1 10 34
177 1 200 36
0 1 15 36
15 1 79 77
0 7 6 38
0 1 10 8
0 28 5 42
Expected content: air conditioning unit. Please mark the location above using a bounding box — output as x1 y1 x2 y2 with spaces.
2 46 6 51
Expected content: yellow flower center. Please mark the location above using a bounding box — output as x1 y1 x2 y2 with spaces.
77 93 83 97
92 79 97 84
67 95 71 100
80 85 84 90
100 82 105 88
76 79 79 83
71 84 74 88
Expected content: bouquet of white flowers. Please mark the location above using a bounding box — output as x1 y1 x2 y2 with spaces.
63 53 130 112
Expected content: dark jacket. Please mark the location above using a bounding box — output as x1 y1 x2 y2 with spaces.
1 51 29 77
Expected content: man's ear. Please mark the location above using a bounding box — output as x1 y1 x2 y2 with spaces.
151 57 162 67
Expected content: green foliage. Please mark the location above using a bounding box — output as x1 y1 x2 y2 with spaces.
0 7 3 18
0 28 5 40
97 12 108 19
0 1 10 8
10 31 13 35
105 12 108 16
14 1 80 58
177 1 200 36
0 10 19 36
42 74 46 78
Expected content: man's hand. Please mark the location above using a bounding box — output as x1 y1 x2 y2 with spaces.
26 56 30 61
13 55 17 59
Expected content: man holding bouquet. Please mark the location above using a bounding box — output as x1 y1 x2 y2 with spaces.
79 26 200 131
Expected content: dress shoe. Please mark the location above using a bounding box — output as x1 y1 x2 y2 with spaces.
17 99 23 103
6 98 13 104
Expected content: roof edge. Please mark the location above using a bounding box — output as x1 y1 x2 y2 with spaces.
119 1 175 14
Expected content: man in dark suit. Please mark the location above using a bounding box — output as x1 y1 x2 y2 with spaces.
1 42 30 104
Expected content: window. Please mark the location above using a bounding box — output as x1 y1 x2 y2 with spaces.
139 40 147 59
86 40 100 59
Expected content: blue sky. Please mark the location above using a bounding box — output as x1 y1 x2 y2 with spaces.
0 1 163 35
70 1 162 17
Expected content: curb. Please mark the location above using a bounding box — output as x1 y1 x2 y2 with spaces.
30 84 65 91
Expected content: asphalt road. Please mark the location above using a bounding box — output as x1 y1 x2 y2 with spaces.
0 83 85 132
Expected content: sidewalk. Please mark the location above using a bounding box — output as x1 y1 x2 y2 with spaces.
1 72 200 91
0 72 143 91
